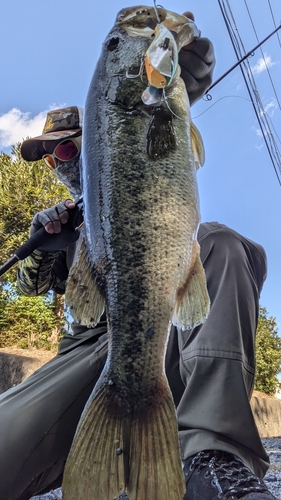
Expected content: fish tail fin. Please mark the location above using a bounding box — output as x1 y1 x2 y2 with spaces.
62 380 185 500
62 385 126 499
128 386 185 500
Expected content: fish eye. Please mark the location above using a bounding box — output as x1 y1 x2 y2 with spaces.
107 37 119 51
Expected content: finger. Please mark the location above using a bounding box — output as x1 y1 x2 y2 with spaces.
33 211 56 228
44 220 61 234
59 210 70 225
182 11 195 22
52 220 63 234
180 38 215 66
179 39 215 83
64 199 76 209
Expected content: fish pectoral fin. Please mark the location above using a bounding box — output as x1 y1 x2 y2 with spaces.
191 121 205 170
146 108 177 158
62 377 185 500
173 251 210 329
65 227 105 328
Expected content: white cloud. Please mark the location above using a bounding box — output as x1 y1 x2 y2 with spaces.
251 53 275 75
252 125 262 137
0 105 64 151
263 98 278 117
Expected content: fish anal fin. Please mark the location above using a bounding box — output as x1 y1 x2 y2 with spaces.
191 121 205 170
65 227 105 327
174 245 210 329
62 376 185 500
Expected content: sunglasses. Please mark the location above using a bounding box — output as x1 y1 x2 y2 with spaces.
42 136 82 170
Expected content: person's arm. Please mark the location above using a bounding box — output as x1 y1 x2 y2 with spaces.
17 249 67 296
179 11 215 106
17 200 76 296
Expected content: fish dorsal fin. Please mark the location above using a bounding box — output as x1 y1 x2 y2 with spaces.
173 243 210 330
65 226 105 328
191 121 205 170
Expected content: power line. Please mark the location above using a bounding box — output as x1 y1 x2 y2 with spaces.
217 0 281 185
268 0 281 48
206 23 281 94
243 0 281 111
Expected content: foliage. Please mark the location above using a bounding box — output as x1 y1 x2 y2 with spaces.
0 144 70 349
255 306 281 395
0 143 69 285
0 286 67 350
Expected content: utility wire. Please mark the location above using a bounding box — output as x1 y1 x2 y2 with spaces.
243 0 281 111
268 0 281 48
206 23 281 94
217 0 281 185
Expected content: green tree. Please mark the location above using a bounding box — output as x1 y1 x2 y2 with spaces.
0 143 70 349
0 143 69 284
255 306 281 395
0 286 67 350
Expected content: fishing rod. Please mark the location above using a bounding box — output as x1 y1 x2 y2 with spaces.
205 22 281 97
0 198 83 278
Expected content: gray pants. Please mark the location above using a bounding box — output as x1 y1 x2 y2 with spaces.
0 222 269 499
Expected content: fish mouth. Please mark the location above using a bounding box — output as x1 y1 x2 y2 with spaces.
116 6 166 25
115 6 166 37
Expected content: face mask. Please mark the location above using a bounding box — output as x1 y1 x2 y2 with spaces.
54 157 82 200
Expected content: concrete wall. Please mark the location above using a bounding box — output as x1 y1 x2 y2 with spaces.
251 395 281 438
0 352 49 394
0 351 281 438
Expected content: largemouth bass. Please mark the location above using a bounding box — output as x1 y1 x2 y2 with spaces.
62 5 210 500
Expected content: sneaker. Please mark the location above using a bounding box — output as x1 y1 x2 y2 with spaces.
183 450 277 499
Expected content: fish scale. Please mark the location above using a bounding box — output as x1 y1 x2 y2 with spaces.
62 6 210 500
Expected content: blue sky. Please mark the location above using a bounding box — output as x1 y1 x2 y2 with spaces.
1 1 281 332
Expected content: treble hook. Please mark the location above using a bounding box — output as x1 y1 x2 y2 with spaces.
126 58 145 80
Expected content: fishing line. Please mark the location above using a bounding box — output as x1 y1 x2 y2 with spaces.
194 94 281 149
153 0 161 23
161 91 186 121
192 95 254 119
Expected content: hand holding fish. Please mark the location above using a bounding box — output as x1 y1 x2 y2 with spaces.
134 8 215 108
179 11 215 105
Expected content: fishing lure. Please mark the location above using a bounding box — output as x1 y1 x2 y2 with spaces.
142 22 179 106
144 23 178 89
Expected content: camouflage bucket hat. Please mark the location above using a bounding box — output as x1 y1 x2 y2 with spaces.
21 106 83 162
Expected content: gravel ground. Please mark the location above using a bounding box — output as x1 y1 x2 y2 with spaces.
262 438 281 499
30 438 281 499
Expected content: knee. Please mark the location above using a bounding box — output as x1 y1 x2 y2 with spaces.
199 226 247 266
198 223 267 292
